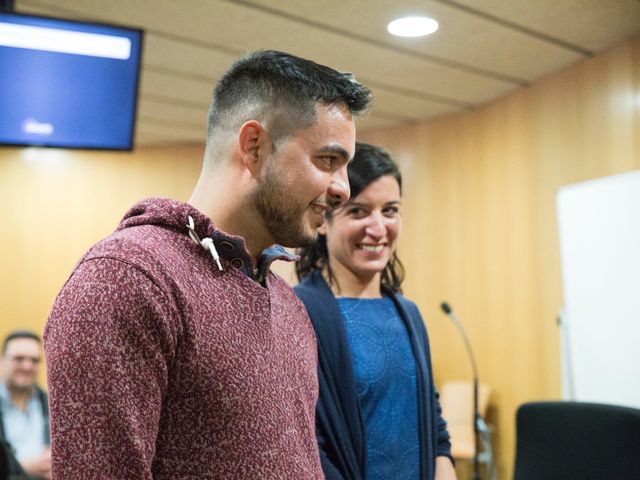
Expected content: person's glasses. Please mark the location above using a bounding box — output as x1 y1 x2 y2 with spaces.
9 355 41 364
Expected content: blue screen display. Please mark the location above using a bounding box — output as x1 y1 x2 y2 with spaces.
0 12 143 150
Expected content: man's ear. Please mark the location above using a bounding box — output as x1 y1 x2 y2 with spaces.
237 120 269 176
318 223 328 236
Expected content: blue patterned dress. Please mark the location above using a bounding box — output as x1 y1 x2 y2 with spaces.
338 297 420 479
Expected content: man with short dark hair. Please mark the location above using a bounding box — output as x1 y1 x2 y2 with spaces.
0 331 50 479
45 50 371 479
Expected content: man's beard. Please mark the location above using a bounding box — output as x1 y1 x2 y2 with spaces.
6 377 35 395
251 162 317 248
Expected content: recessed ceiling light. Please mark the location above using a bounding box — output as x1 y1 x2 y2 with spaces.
387 16 439 37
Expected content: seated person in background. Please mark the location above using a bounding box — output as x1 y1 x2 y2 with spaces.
0 331 50 479
295 143 457 480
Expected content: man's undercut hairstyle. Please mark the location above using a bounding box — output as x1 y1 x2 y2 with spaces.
2 330 41 355
206 50 372 150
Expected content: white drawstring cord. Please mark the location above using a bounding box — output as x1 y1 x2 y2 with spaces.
187 215 223 271
200 237 222 271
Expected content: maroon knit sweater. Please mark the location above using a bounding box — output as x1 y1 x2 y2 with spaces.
44 198 322 479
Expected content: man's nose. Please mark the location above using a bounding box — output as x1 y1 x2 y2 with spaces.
327 167 350 208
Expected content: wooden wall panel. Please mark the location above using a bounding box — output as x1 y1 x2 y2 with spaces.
0 146 203 347
359 33 640 478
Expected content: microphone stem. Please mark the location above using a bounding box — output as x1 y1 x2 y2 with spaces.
450 314 481 480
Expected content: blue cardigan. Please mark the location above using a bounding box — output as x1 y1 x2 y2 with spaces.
295 271 452 480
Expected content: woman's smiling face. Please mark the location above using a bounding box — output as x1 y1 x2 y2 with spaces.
321 174 402 287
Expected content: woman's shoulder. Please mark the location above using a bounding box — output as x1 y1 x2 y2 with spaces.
384 288 418 311
294 271 325 296
294 271 334 311
387 292 427 325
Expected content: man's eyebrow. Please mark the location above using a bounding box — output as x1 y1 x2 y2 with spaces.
317 144 350 161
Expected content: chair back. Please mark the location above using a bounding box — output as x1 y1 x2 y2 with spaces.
514 401 640 480
439 380 491 459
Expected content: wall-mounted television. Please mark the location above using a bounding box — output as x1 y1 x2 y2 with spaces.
0 11 143 150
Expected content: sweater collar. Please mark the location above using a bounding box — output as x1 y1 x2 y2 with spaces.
120 197 298 283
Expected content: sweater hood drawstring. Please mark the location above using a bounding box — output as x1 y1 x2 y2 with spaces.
187 215 223 271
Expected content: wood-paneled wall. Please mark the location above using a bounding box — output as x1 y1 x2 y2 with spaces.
0 32 638 479
359 33 640 477
0 145 203 342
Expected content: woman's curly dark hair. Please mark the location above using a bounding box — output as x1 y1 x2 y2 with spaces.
295 142 405 293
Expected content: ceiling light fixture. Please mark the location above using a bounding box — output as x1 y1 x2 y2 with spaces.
387 16 438 37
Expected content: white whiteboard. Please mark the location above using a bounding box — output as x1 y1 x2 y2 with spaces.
557 170 640 409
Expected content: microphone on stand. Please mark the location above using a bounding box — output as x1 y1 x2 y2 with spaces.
441 302 481 480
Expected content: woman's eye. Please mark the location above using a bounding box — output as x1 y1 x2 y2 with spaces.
383 207 400 217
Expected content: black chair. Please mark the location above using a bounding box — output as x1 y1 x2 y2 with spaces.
513 401 640 480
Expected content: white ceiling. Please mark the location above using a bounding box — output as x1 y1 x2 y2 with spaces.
15 0 640 147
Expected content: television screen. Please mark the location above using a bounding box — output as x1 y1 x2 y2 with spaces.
0 12 143 150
